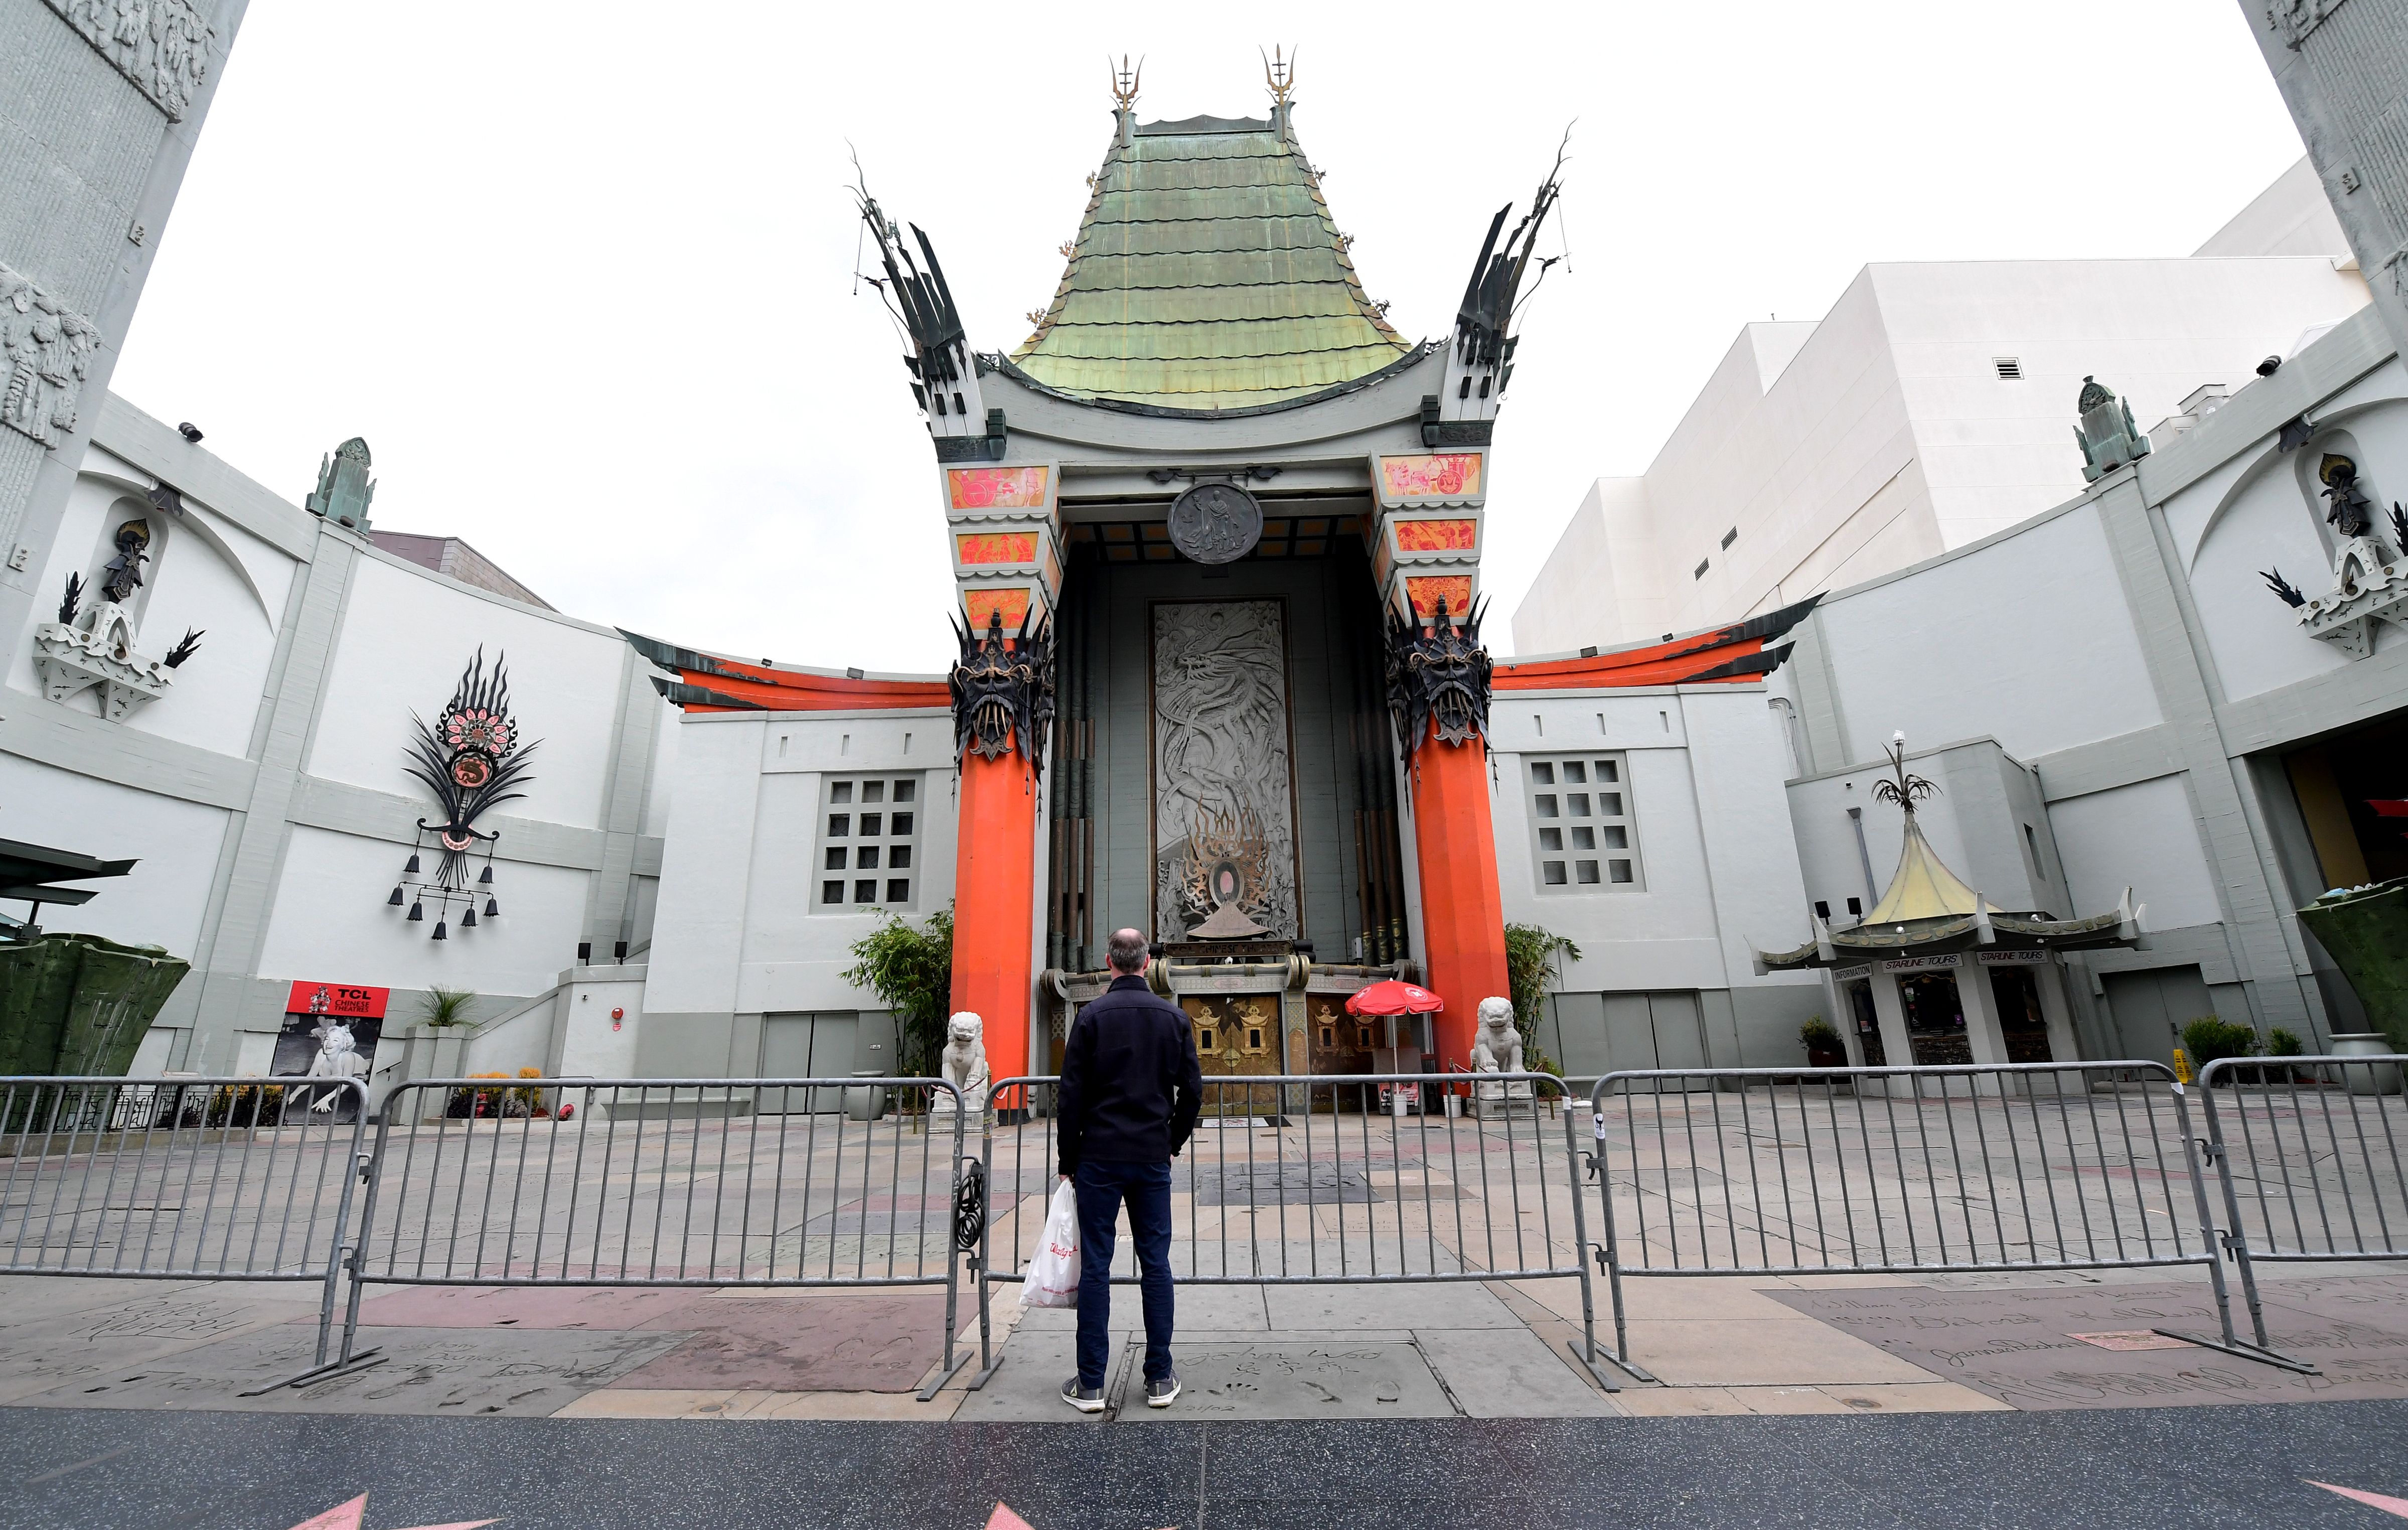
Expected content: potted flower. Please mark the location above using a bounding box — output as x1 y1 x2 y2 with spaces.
1800 1015 1847 1069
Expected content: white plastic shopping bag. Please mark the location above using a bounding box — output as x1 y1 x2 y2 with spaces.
1020 1181 1082 1309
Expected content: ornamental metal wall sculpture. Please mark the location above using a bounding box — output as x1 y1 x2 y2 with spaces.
1166 480 1264 564
948 606 1056 774
390 649 537 940
1385 596 1492 756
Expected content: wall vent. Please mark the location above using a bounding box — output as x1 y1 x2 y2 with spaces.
1693 559 1710 580
1720 527 1738 550
1994 357 2022 380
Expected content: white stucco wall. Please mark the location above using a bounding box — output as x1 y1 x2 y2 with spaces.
0 754 230 953
2047 776 2223 933
1814 504 2163 763
306 553 630 831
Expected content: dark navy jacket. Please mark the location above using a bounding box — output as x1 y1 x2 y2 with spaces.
1057 973 1203 1175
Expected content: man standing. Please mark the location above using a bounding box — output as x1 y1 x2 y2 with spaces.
1056 927 1202 1412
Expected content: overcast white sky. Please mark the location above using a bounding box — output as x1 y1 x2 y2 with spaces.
114 0 2306 672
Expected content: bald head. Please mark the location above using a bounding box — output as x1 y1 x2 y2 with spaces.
1107 927 1149 975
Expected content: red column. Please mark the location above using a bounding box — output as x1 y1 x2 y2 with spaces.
1408 726 1511 1067
951 743 1038 1081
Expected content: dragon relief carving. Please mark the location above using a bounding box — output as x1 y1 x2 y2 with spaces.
1152 600 1298 939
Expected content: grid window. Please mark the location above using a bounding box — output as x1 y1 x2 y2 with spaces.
813 773 926 912
1526 752 1641 894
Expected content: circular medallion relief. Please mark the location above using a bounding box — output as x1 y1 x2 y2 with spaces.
1167 481 1263 565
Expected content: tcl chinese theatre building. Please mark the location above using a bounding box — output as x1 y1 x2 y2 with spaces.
629 72 1822 1085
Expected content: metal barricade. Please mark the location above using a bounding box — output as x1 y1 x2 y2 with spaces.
335 1077 972 1399
973 1072 1613 1390
0 1075 370 1385
1583 1062 2260 1380
2184 1052 2408 1373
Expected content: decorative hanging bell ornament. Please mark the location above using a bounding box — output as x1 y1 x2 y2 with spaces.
388 885 404 906
432 919 447 941
407 900 424 922
479 864 494 885
485 897 499 917
462 905 478 928
404 852 421 875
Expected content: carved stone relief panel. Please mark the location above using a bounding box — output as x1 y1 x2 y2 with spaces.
1151 600 1299 940
0 263 100 450
42 0 217 120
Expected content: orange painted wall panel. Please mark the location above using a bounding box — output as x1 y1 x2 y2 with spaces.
957 532 1039 565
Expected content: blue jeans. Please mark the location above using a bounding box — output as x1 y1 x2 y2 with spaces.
1073 1158 1174 1388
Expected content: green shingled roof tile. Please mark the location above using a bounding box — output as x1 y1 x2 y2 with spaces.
1011 112 1407 410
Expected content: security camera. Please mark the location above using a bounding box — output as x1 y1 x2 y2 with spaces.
177 422 204 443
2255 356 2282 377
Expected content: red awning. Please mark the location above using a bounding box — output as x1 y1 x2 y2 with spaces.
1344 980 1443 1016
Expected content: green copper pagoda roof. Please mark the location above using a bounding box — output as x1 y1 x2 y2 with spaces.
1008 108 1412 412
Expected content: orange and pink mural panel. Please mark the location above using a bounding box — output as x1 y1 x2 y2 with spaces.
1406 575 1475 618
1392 518 1477 553
946 466 1051 510
956 532 1039 566
1379 454 1483 501
963 587 1033 630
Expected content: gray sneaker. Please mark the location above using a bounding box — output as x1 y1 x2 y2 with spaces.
1061 1377 1106 1414
1145 1371 1180 1408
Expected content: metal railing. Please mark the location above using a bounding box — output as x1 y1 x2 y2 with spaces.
333 1077 974 1398
0 1075 369 1385
972 1072 1614 1390
2183 1052 2408 1372
1583 1061 2266 1380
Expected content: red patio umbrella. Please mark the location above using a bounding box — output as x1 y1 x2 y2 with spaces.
1344 980 1443 1016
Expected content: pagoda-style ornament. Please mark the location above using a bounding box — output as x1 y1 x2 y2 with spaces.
306 437 376 529
948 606 1056 774
1753 732 2144 975
2259 456 2408 659
30 517 202 721
391 649 535 940
1385 597 1492 755
2073 375 2151 482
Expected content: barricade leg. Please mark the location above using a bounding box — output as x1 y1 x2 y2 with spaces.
917 1103 972 1401
2149 1079 2321 1372
967 1088 1007 1392
1560 1104 1619 1393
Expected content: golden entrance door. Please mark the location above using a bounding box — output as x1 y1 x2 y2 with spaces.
1304 996 1379 1111
1182 994 1281 1115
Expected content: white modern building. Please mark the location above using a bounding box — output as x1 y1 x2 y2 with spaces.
1512 159 2371 655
